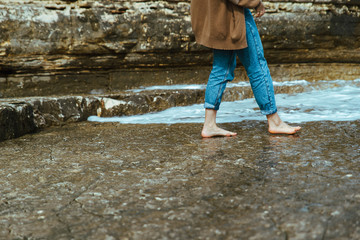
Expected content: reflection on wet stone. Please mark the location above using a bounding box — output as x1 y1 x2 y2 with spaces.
0 0 359 239
0 121 359 239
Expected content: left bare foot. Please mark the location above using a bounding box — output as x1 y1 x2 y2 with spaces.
202 109 238 138
201 125 237 138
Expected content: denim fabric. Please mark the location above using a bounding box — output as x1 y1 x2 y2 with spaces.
204 8 277 115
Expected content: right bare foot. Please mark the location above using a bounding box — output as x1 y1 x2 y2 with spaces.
268 121 301 135
267 112 301 135
201 126 237 138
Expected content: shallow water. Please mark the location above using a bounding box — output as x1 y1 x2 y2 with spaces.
89 79 360 124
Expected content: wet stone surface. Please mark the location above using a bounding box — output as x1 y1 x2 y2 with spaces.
0 121 359 239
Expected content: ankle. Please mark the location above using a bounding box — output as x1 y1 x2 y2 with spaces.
267 113 282 126
203 121 217 129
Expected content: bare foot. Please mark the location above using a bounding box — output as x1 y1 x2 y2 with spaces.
267 113 301 135
268 122 301 134
201 126 237 138
202 109 237 138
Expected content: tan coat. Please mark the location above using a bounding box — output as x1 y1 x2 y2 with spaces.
190 0 260 50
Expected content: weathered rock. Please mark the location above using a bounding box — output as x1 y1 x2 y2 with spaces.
0 89 204 141
0 102 36 141
30 96 101 127
0 0 359 76
0 0 359 98
259 0 360 63
1 63 360 98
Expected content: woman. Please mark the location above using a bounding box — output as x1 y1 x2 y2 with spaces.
191 0 301 137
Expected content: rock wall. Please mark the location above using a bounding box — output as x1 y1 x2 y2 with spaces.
0 0 359 76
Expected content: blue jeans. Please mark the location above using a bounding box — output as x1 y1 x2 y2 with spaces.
204 8 277 115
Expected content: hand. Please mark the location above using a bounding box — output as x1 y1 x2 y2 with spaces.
254 1 265 18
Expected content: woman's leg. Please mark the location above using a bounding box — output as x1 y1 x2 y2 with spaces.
202 49 237 138
204 49 236 110
237 9 300 134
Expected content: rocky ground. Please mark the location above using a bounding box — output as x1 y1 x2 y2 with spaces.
0 120 359 239
0 1 359 238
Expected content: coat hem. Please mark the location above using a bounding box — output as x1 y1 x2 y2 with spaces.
195 40 248 51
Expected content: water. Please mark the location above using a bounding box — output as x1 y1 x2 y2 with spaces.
127 80 310 93
129 84 206 93
89 79 360 124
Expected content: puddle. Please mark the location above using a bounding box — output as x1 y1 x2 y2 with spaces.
89 79 360 124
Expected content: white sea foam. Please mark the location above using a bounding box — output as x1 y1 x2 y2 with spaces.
128 84 206 93
88 80 360 124
127 80 313 93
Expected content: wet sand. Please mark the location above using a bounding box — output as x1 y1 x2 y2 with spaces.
0 120 359 239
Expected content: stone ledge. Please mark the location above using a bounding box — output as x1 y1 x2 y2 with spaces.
0 81 310 142
1 63 360 98
0 90 205 141
0 102 37 140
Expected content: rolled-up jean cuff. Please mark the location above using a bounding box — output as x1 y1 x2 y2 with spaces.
261 108 277 116
204 102 219 110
